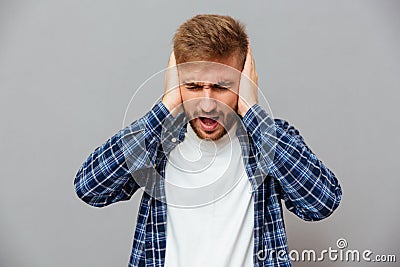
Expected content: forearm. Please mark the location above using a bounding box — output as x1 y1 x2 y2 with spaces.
74 101 171 207
242 104 342 220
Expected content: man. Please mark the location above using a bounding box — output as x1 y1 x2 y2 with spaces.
74 14 342 267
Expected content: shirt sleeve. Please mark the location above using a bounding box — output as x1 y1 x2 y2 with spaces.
74 101 171 207
242 104 342 221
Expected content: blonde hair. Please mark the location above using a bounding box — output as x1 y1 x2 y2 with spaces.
173 14 249 69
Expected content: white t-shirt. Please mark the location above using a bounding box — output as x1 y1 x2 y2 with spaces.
164 122 254 267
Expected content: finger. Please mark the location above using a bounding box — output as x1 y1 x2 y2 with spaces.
243 46 256 74
247 48 255 68
243 48 252 71
168 51 177 67
247 47 257 81
165 52 179 91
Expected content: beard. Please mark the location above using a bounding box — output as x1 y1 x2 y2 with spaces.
188 110 237 141
183 97 239 141
189 119 227 141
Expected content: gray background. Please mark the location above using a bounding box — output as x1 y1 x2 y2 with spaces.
1 0 399 266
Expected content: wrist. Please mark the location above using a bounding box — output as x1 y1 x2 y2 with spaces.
239 101 257 117
162 98 184 118
161 98 174 113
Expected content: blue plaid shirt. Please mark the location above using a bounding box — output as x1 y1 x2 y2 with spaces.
74 101 342 267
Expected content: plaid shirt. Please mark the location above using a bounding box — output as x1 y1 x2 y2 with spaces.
74 101 342 267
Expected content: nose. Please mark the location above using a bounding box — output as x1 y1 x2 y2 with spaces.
199 86 217 113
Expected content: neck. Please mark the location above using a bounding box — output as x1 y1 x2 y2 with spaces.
185 121 238 154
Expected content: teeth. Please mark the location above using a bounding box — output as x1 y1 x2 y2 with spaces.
200 117 217 127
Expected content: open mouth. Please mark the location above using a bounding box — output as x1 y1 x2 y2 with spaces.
199 116 220 131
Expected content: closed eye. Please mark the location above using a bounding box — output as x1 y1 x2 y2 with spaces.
183 81 233 91
212 84 230 90
184 82 202 90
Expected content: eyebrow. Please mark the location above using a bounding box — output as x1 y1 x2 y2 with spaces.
214 81 234 87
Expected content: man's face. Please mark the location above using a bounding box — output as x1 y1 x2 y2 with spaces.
178 55 243 140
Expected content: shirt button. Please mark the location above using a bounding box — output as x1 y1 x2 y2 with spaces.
171 137 177 143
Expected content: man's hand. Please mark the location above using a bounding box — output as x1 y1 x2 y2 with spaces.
237 47 258 117
162 52 182 114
